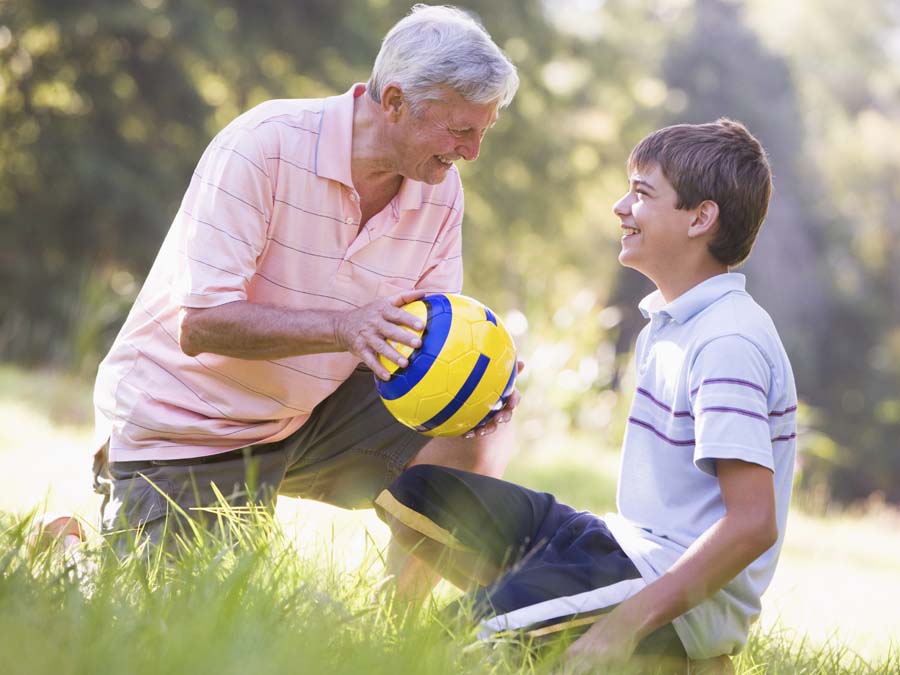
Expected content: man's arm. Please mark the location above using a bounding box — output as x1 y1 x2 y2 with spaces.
566 459 778 669
178 290 425 380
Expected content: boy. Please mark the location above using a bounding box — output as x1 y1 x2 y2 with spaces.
374 119 797 671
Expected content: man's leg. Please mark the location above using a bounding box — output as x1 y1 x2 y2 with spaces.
98 445 287 555
407 418 516 477
271 367 517 601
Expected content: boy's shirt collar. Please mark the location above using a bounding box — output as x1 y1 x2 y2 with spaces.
638 273 747 323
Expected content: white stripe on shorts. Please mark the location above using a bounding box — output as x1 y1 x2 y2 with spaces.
477 577 647 639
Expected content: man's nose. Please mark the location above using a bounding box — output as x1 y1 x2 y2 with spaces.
457 133 482 161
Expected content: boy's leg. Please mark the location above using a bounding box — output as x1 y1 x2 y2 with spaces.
375 464 563 589
376 464 689 660
468 511 687 661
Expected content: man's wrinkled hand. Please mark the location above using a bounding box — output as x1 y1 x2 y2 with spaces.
463 360 525 439
335 290 426 380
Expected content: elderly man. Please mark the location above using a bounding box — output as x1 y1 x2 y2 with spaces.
92 4 519 568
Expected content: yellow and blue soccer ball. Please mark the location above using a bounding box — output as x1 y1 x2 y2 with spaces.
376 293 517 437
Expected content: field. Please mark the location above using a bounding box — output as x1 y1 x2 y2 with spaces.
1 365 898 673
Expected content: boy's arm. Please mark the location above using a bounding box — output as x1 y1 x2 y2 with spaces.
565 458 778 670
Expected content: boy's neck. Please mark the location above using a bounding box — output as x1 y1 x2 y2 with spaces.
654 264 729 304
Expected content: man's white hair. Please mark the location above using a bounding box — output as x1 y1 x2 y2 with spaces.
368 4 519 112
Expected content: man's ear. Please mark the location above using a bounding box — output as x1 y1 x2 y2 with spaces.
381 84 405 121
688 200 720 239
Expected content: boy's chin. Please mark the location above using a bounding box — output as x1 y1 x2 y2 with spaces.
617 251 639 269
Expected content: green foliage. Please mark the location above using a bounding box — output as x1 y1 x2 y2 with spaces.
743 0 900 502
0 0 365 369
2 0 900 503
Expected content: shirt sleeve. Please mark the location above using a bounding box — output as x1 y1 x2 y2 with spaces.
688 334 775 476
173 126 274 309
415 184 464 294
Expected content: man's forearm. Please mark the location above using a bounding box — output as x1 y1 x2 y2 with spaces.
179 301 344 359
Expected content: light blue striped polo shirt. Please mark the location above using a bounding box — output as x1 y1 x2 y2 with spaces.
604 272 798 659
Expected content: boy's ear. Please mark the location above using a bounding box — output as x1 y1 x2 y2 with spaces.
688 200 719 239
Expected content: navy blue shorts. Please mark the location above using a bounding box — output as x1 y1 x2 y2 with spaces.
375 464 686 657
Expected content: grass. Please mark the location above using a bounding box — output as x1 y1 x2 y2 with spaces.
2 363 899 674
0 510 535 675
3 508 898 675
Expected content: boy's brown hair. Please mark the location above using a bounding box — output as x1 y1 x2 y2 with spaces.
627 118 772 267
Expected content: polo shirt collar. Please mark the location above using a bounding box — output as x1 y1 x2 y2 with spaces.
638 273 747 323
396 174 426 212
314 83 428 213
314 83 364 189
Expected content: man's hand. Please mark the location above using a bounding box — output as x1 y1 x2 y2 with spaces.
563 612 640 674
335 290 426 380
463 360 525 439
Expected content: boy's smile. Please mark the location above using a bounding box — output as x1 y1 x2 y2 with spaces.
613 164 687 271
613 163 725 301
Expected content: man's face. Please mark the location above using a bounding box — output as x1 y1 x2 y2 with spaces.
613 163 696 284
390 88 499 184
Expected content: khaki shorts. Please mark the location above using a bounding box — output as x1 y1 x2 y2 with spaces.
94 367 430 545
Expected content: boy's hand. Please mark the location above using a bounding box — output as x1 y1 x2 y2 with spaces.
563 612 639 673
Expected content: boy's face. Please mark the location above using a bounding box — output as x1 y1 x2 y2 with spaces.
613 163 700 291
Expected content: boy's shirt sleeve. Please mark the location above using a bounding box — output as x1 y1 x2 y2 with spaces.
688 334 775 476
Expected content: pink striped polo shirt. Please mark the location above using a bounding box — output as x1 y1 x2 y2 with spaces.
93 84 464 462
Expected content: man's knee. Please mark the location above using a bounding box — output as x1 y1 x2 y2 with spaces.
407 421 515 477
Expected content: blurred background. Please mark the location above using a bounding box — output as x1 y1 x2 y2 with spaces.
2 0 900 661
1 0 899 511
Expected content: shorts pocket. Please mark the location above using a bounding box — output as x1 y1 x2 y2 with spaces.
102 477 172 533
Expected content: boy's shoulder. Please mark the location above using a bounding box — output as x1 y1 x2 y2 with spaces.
696 286 777 339
664 276 781 348
647 274 793 380
711 289 785 348
682 283 796 397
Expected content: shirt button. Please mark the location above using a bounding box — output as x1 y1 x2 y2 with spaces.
345 216 354 225
349 192 359 203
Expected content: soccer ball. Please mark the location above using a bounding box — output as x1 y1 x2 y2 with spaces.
375 293 518 437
